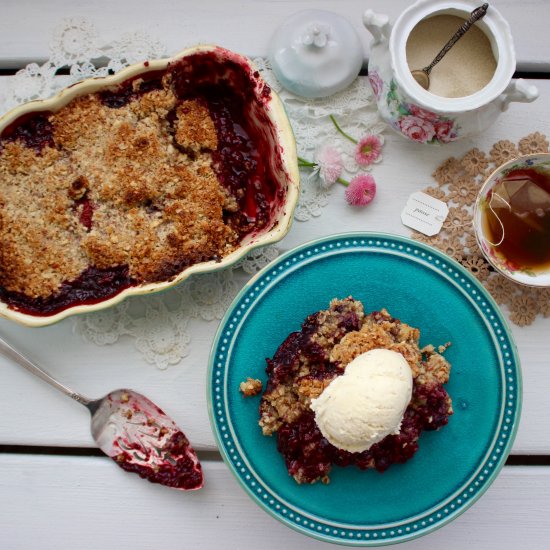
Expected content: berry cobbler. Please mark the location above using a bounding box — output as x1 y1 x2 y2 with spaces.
253 297 453 484
0 49 288 316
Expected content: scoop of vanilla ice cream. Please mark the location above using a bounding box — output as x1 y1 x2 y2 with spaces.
310 348 413 453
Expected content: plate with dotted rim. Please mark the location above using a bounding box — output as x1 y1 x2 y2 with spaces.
207 232 521 546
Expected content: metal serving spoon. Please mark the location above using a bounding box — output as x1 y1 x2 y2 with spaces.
0 336 203 490
411 3 489 90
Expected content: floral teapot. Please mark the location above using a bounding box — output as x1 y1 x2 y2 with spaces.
363 0 538 144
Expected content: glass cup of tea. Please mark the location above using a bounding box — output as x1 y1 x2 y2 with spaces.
474 153 550 287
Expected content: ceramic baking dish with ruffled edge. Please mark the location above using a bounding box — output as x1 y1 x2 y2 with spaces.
0 44 300 327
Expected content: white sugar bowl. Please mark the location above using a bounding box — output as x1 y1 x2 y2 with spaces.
363 0 538 144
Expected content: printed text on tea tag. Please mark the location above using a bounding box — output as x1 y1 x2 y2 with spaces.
401 192 449 236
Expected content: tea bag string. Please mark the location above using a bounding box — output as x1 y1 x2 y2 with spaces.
485 191 511 247
440 192 510 244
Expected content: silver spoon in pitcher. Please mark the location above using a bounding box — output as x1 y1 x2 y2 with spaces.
0 335 203 490
411 3 489 90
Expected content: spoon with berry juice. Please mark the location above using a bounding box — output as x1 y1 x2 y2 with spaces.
0 336 203 490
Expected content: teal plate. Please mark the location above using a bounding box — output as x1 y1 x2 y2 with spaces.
207 233 522 546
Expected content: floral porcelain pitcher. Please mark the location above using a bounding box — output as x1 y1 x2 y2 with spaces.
363 0 538 144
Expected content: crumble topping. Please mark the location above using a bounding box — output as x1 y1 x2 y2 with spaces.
259 297 364 436
253 297 453 484
239 377 263 397
174 99 218 153
0 74 243 301
0 49 289 318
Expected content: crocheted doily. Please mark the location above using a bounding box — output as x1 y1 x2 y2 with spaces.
0 18 384 367
411 132 550 327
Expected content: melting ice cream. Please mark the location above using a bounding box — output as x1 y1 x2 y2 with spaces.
310 348 413 453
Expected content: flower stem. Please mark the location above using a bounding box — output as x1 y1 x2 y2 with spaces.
298 155 349 186
329 115 357 145
298 156 316 167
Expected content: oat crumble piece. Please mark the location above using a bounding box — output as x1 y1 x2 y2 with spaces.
239 378 263 397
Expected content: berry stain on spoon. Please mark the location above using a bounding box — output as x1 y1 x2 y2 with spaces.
0 337 203 491
95 391 203 491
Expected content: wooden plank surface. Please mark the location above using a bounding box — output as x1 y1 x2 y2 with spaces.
0 0 548 71
0 75 549 453
1 1 549 548
0 455 549 549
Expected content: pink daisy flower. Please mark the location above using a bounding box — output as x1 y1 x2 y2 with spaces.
314 144 343 188
355 134 382 166
345 174 377 206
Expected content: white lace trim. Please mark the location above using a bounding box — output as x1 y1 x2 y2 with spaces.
1 19 383 368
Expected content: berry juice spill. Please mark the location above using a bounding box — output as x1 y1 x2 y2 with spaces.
168 51 280 236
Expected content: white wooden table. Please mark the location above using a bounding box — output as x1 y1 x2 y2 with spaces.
1 1 549 548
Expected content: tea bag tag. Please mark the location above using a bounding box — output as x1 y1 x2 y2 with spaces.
401 191 448 236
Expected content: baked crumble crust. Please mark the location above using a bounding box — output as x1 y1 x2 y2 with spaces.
239 377 263 397
0 82 238 299
255 297 453 484
174 99 218 153
259 297 364 436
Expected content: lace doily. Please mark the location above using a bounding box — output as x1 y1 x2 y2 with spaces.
0 19 383 367
252 58 385 219
411 132 550 327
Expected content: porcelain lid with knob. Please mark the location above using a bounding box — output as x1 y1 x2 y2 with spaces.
269 9 363 98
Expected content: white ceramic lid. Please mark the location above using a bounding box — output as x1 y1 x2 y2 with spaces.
269 10 363 98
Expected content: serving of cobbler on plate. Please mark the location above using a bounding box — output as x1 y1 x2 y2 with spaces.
246 297 453 485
